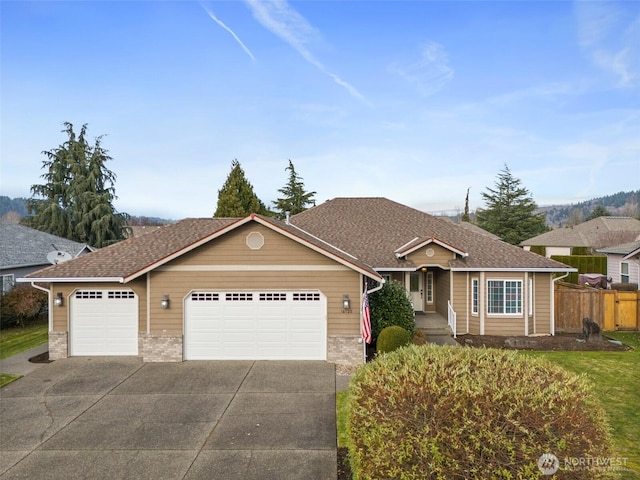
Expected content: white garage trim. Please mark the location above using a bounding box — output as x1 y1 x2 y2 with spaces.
69 289 139 356
184 290 327 360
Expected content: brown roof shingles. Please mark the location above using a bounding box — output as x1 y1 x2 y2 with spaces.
292 198 571 271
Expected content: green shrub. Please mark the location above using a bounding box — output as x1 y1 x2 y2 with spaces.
551 255 607 285
348 345 613 480
369 282 415 341
376 325 411 354
529 245 546 256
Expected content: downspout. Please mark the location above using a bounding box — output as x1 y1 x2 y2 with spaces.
362 277 385 363
30 282 52 332
551 273 570 336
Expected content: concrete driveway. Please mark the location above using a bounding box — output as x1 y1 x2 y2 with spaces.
0 358 337 480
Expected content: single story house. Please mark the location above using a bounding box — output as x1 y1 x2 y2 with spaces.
521 216 640 257
21 197 574 366
597 240 640 289
0 220 93 294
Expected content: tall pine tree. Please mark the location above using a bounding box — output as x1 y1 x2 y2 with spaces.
273 160 316 218
475 165 547 245
214 159 271 217
24 122 130 247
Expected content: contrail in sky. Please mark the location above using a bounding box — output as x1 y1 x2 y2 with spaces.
201 3 256 61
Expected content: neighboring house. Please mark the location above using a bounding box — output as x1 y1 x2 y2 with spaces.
21 197 574 366
597 240 640 289
0 221 94 294
521 216 640 257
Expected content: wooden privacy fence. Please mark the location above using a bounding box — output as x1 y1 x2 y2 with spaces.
555 283 640 332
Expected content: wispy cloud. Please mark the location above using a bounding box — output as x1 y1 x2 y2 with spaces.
244 0 370 105
201 2 255 61
389 42 454 97
574 0 640 88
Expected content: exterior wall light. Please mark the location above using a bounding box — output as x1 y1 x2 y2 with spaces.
54 292 64 307
160 294 170 309
342 294 351 312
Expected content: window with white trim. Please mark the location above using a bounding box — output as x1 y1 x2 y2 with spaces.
621 262 630 283
528 277 533 316
2 274 15 294
471 278 479 315
487 280 522 315
426 271 434 304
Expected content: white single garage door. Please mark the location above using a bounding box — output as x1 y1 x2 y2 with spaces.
70 290 139 356
184 291 327 360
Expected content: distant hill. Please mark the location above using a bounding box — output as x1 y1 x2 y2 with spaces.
538 190 640 227
0 196 172 226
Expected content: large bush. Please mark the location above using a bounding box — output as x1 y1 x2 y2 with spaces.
348 345 613 480
376 325 411 354
369 281 415 341
0 285 47 328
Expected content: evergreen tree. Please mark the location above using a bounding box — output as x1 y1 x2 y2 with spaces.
24 122 130 247
273 160 316 218
214 159 271 217
585 205 611 221
476 165 547 245
461 188 471 222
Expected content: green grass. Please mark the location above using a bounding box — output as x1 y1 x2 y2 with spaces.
521 333 639 479
0 321 48 361
338 332 640 479
0 373 21 388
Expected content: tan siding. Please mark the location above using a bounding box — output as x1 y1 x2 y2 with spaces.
534 273 551 334
435 269 450 316
451 272 468 335
174 223 338 267
484 317 526 336
406 244 454 268
51 280 147 333
149 268 361 336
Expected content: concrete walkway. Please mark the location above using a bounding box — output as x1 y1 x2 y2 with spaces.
0 343 49 376
415 312 460 347
0 358 337 480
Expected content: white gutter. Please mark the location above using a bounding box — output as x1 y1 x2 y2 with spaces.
450 267 577 273
29 282 53 332
551 272 570 336
17 277 125 283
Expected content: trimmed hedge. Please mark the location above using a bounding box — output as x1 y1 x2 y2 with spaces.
348 345 613 480
376 326 411 354
551 255 607 285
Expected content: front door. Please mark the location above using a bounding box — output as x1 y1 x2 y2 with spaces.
409 272 423 311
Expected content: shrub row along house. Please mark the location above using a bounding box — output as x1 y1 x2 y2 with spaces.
21 197 574 366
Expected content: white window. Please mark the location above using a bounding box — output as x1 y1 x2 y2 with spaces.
487 280 522 315
528 277 533 316
621 262 630 283
426 271 434 304
2 274 15 294
471 278 479 315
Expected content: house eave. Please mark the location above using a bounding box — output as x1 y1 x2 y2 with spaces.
450 267 578 273
17 276 126 284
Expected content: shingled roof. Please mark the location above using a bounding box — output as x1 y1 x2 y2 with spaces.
22 214 382 282
521 216 640 248
1 221 92 269
292 198 572 271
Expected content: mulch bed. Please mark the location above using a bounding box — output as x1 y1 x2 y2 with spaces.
28 351 52 363
455 332 630 351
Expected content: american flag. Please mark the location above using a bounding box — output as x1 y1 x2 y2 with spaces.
362 291 372 344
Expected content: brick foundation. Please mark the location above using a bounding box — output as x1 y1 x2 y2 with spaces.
328 335 364 367
141 334 183 362
48 332 68 360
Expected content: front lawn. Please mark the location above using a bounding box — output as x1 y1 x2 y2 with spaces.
338 332 639 479
0 321 48 361
0 373 21 388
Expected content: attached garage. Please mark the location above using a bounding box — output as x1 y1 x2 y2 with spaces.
69 290 139 356
184 290 327 360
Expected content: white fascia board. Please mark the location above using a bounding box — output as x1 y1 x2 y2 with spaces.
17 276 125 283
374 267 416 272
623 248 640 260
450 267 578 273
398 237 468 258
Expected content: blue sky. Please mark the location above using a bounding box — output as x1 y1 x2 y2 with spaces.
2 1 639 220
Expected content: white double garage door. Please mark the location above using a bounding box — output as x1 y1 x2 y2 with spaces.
70 289 327 360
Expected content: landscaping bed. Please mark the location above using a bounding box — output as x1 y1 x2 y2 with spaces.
456 332 630 351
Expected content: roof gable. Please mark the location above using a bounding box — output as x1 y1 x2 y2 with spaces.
521 217 640 248
395 237 468 258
